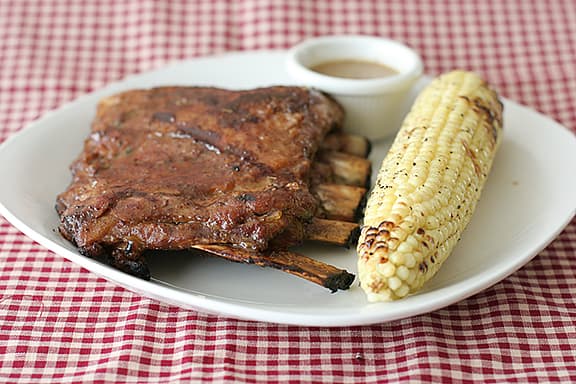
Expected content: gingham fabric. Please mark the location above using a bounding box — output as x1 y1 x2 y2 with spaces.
1 0 575 382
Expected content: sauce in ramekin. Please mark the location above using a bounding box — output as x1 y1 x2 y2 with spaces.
311 60 398 79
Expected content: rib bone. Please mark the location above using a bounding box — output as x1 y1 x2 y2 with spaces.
191 244 355 291
322 132 371 158
313 183 367 222
317 150 372 187
305 218 360 248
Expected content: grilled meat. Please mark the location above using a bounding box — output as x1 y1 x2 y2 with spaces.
56 86 369 291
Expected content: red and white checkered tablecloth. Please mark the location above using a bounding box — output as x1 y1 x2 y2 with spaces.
1 0 575 382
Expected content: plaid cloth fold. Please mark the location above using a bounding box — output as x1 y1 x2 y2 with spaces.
1 0 575 382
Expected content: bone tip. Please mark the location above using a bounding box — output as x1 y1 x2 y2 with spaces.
115 258 151 280
363 167 372 189
345 225 361 249
325 271 356 292
353 192 369 222
363 138 372 158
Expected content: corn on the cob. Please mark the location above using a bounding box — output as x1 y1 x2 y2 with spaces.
357 70 503 302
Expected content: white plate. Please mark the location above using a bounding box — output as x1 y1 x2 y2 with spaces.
1 51 575 327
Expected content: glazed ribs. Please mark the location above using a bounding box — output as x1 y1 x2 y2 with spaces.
56 86 371 291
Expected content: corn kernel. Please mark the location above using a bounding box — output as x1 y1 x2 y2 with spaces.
376 262 396 278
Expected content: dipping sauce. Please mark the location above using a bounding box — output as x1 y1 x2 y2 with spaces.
310 60 398 79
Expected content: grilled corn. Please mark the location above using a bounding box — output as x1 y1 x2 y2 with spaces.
357 70 503 302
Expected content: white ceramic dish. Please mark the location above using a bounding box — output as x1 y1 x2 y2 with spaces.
1 51 575 327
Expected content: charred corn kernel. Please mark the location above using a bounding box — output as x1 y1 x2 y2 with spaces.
357 70 503 302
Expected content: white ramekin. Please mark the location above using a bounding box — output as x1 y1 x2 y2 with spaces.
285 35 423 141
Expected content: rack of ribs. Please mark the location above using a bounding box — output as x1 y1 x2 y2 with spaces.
56 86 371 291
